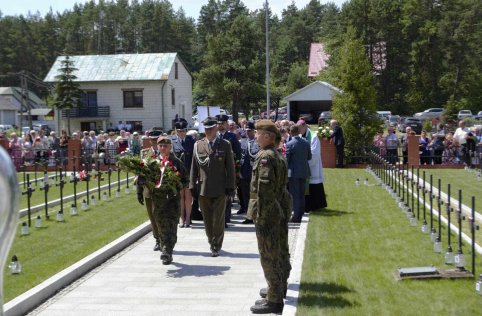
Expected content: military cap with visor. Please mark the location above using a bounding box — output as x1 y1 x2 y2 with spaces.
201 116 218 129
215 114 229 123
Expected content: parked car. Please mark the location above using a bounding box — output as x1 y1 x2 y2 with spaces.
475 111 482 121
249 115 261 121
376 111 392 121
318 111 332 125
413 108 444 120
457 110 473 120
0 124 13 132
386 115 400 127
398 117 423 134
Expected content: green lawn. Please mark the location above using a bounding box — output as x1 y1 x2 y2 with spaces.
297 169 482 315
417 169 482 209
17 170 132 209
4 187 146 302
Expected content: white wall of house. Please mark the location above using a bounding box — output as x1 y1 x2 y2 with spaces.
61 62 192 132
165 56 193 127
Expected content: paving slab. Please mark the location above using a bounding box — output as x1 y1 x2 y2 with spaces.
24 207 308 316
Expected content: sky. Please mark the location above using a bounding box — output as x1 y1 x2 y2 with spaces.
0 0 346 20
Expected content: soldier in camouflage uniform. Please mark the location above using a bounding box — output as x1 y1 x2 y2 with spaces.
152 136 188 265
137 129 162 251
248 120 290 314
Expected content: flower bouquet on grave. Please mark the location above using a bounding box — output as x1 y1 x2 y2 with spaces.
117 151 160 190
155 157 182 193
78 170 91 181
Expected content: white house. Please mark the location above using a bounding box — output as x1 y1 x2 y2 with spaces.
43 53 192 133
283 81 341 123
0 87 48 127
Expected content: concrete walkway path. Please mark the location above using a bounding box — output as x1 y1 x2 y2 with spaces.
26 208 308 316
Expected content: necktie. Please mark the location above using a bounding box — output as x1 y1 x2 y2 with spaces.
181 139 185 146
209 141 213 149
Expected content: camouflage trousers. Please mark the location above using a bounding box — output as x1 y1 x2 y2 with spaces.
255 217 289 304
145 197 160 242
152 191 181 254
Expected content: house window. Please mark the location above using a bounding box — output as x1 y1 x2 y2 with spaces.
123 90 143 108
171 88 176 108
81 91 98 107
175 62 178 79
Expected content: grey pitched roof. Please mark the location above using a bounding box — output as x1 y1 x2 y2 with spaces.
43 53 178 82
0 87 46 109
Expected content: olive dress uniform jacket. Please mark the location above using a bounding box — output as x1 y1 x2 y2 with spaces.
190 137 236 198
219 131 241 161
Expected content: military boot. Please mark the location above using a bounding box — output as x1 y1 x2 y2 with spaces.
254 298 268 306
160 251 172 265
153 242 160 251
250 301 283 314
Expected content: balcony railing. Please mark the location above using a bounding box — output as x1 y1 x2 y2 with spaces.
61 106 110 118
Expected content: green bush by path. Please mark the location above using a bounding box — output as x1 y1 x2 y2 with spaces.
4 189 146 303
297 169 482 316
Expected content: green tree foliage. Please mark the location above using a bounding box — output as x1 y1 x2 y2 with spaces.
52 55 82 133
331 28 379 157
197 14 264 122
0 0 480 120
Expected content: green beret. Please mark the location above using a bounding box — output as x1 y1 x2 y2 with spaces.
255 120 280 138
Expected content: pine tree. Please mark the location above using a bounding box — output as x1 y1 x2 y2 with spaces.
53 55 82 134
331 27 379 162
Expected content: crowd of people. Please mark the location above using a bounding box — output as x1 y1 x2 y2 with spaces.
373 120 482 167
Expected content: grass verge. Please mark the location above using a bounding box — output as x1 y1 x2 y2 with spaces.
298 169 482 315
18 171 132 210
415 169 481 209
4 188 146 302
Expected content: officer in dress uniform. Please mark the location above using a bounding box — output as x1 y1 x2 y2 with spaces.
215 114 241 227
190 117 235 257
238 121 259 217
170 118 195 227
248 120 290 314
136 129 162 251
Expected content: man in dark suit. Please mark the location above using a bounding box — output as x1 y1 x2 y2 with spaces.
285 125 312 223
329 119 345 168
215 114 241 227
171 118 195 227
190 117 235 257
